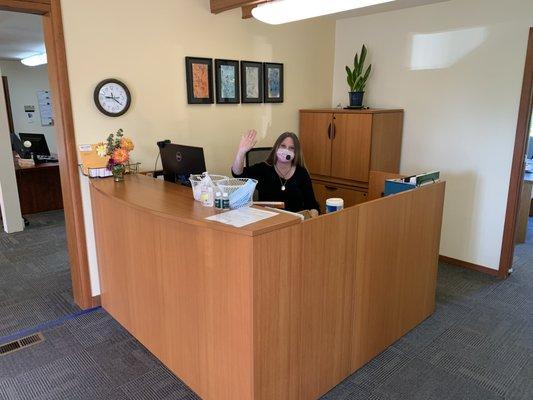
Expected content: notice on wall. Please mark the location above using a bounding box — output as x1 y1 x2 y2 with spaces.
37 90 54 126
24 105 35 124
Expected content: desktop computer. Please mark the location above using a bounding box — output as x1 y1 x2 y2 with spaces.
159 142 206 185
18 133 58 163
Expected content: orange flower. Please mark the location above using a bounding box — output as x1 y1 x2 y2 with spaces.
112 148 129 164
120 137 134 152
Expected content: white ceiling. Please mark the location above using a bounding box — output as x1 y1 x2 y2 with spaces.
334 0 451 19
0 11 44 61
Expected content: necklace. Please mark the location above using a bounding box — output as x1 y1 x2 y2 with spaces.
275 164 293 191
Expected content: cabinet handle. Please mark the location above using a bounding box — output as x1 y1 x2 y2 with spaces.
325 185 338 191
332 122 336 139
327 123 332 139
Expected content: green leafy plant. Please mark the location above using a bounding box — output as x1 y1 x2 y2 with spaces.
346 44 372 92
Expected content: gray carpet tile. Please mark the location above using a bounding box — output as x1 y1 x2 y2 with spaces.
0 216 532 399
0 210 79 339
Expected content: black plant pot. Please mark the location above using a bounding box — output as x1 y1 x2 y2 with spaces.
349 91 364 107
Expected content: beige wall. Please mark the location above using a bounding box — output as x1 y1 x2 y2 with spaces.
332 0 533 270
0 60 57 154
60 0 335 295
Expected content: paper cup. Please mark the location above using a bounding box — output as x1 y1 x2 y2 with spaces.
326 198 344 213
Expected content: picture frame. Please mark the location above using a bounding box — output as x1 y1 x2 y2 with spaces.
185 57 214 104
215 59 240 104
263 62 284 103
240 61 264 103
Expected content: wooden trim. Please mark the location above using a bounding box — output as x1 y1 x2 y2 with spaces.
41 1 93 309
439 255 500 277
0 0 50 13
1 76 15 133
499 27 533 278
210 0 256 14
0 0 93 309
91 295 101 307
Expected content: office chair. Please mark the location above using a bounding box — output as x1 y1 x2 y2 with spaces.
245 147 271 167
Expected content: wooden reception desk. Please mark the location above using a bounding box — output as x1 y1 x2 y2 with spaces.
91 174 445 400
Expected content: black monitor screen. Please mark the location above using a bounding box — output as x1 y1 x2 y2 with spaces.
18 133 50 156
160 143 206 184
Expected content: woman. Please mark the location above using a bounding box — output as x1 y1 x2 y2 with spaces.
232 130 320 216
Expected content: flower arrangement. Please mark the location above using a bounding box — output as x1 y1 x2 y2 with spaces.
97 129 135 181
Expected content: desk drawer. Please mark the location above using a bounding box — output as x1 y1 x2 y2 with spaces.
312 181 367 213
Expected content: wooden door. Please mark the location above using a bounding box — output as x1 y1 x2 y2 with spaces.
331 113 372 182
299 112 333 176
312 180 367 213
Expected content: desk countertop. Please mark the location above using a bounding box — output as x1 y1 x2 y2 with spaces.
90 174 301 236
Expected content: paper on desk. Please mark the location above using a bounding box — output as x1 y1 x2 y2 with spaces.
205 207 278 228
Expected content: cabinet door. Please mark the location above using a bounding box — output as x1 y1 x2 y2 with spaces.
312 181 367 213
331 113 372 182
299 112 333 176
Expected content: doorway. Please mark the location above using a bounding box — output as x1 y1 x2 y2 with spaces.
500 27 533 277
0 0 94 310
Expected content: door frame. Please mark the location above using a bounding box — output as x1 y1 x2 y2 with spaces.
499 27 533 278
0 0 95 308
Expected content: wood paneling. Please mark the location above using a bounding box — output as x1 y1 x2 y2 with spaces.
210 0 257 13
370 112 403 173
91 177 445 400
297 209 358 399
299 111 332 177
253 224 301 400
15 163 63 214
312 180 367 213
331 113 372 182
353 182 445 368
92 185 254 400
500 28 533 277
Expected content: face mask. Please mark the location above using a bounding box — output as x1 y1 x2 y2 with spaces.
276 148 294 163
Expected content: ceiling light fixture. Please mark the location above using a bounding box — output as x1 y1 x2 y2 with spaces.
252 0 396 25
21 53 47 67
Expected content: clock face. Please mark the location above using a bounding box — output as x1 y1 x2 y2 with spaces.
94 79 131 117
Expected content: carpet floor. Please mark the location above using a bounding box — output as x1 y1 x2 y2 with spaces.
0 215 532 399
0 211 79 339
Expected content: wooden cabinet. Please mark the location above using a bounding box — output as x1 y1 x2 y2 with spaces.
300 109 403 206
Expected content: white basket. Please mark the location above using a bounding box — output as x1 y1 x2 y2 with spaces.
217 178 258 209
189 173 228 201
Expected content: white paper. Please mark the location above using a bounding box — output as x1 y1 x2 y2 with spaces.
205 207 278 228
37 90 54 126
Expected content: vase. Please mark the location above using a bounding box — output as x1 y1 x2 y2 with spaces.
349 91 365 108
112 164 125 182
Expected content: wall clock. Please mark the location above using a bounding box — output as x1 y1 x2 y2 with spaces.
93 78 131 117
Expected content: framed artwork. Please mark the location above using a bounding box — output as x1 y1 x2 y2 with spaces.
240 61 263 103
263 62 284 103
185 57 214 104
215 59 240 104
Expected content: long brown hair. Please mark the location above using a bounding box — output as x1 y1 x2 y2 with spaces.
265 132 306 168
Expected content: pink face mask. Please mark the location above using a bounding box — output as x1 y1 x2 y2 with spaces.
276 148 294 163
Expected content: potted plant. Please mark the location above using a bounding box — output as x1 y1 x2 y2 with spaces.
96 128 135 182
345 44 372 108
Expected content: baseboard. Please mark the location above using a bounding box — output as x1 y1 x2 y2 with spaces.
91 295 101 307
439 255 500 277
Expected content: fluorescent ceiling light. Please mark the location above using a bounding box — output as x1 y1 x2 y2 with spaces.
21 53 47 67
252 0 396 25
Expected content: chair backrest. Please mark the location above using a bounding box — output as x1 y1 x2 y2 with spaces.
246 147 272 167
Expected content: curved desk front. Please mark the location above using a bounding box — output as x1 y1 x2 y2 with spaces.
90 174 445 400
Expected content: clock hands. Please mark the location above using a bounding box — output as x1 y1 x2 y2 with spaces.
104 93 123 106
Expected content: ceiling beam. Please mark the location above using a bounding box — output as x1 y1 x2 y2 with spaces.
210 0 255 14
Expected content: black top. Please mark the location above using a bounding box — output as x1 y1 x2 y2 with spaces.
232 162 320 212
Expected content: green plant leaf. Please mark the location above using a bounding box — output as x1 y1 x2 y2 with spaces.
358 45 367 76
354 53 359 71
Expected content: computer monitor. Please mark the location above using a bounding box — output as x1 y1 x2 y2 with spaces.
160 143 206 185
10 133 31 158
18 133 50 156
